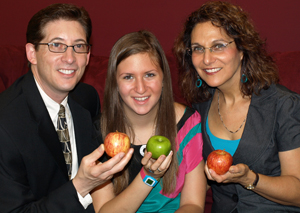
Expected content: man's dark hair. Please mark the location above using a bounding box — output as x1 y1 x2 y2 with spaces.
26 3 92 49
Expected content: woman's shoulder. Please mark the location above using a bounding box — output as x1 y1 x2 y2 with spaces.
273 84 300 115
253 84 300 107
274 84 300 98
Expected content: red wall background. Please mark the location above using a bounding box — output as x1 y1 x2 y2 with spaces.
1 0 299 56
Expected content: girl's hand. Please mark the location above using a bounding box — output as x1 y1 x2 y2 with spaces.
141 149 173 179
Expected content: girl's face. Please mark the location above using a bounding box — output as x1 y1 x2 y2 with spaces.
116 52 163 116
190 21 243 90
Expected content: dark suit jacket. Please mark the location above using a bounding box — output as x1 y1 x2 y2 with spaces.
193 84 300 213
0 70 100 212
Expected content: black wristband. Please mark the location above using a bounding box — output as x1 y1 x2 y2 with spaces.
245 170 259 190
252 171 259 187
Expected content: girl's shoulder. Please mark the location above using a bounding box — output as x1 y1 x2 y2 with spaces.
174 102 199 124
174 102 186 123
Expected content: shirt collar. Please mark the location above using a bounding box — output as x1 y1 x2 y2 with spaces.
34 77 68 121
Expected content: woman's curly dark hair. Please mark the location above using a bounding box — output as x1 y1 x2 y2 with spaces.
173 1 278 104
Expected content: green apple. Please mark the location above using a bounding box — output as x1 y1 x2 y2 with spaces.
146 135 171 159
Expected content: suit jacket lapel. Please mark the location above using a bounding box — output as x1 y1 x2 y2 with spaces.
68 97 97 163
22 71 68 179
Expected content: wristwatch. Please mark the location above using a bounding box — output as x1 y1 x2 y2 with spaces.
143 175 159 187
140 167 159 187
245 170 259 190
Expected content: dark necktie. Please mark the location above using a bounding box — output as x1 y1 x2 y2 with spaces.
57 105 72 179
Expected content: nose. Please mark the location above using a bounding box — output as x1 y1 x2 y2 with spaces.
61 46 76 64
135 77 146 94
202 50 216 65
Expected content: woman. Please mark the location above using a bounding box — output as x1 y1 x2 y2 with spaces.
174 1 300 212
91 30 206 212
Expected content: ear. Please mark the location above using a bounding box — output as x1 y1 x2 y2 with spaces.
86 51 91 66
25 43 37 65
240 51 244 61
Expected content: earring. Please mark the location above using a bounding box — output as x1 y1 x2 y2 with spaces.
241 73 248 83
196 77 202 88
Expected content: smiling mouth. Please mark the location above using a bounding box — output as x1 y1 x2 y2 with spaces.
58 69 75 74
134 96 149 101
204 68 221 73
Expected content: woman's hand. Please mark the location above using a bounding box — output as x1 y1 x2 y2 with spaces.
204 161 254 186
141 149 173 179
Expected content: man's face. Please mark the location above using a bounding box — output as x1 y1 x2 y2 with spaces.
27 19 90 103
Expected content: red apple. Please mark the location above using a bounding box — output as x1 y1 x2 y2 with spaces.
104 131 130 157
146 135 171 159
207 149 233 175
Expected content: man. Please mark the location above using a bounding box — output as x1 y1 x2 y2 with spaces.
0 3 133 212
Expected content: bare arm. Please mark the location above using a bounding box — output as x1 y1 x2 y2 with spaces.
205 147 300 207
91 151 173 213
253 147 300 206
176 160 207 213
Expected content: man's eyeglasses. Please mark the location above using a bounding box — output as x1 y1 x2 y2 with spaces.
187 41 234 56
36 42 91 53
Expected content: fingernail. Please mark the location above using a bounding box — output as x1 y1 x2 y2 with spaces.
160 155 166 160
168 150 173 156
119 153 125 158
99 144 104 151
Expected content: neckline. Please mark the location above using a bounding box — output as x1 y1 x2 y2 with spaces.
206 116 240 142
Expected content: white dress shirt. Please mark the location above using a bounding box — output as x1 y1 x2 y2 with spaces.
34 79 92 209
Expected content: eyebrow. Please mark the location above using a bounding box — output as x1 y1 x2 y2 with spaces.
191 39 227 46
48 37 87 43
145 69 159 73
117 69 159 78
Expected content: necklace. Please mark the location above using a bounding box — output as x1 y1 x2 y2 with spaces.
217 90 246 134
135 124 156 144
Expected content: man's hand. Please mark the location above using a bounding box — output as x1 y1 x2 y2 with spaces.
73 144 134 197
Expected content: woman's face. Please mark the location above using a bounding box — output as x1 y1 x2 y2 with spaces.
190 21 243 89
116 52 163 116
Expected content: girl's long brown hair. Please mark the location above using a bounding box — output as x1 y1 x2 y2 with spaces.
101 30 178 195
173 1 279 104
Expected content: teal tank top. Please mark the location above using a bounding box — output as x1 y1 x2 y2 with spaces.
206 117 240 156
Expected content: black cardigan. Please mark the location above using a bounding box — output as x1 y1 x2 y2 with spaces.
193 84 300 213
